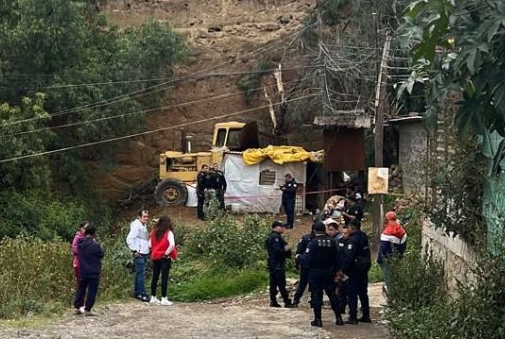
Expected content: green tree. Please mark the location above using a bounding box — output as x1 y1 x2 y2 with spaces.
0 0 186 194
400 0 505 248
399 0 505 146
0 93 54 190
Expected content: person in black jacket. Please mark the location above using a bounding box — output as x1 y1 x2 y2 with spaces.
265 221 295 308
336 225 350 315
212 163 227 210
304 221 343 327
280 173 298 229
196 164 209 220
342 195 364 227
340 219 371 324
73 224 105 316
292 223 316 307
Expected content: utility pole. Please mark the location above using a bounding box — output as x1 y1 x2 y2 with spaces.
372 34 391 252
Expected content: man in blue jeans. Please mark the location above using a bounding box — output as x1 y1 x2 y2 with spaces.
126 209 150 302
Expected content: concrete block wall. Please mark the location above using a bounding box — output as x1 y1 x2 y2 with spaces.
422 220 477 296
398 123 428 197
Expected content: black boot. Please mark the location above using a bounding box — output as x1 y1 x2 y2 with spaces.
311 319 323 327
345 317 358 325
270 301 281 308
335 314 344 326
358 315 372 323
284 299 296 308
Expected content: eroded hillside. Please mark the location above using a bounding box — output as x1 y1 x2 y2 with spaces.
90 0 319 200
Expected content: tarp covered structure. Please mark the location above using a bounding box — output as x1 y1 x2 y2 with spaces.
223 153 306 214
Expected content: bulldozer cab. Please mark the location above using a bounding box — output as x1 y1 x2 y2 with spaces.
212 121 246 151
212 121 280 151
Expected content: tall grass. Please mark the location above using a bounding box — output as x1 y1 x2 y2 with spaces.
0 235 133 319
0 213 273 319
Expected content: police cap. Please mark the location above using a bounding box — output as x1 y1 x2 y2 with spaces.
272 220 285 228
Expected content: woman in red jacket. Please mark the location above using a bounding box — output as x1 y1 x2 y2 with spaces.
149 215 177 306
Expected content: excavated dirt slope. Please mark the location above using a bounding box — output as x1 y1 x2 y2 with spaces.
90 0 319 201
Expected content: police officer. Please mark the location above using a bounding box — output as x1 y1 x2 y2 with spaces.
292 224 316 307
280 173 297 229
211 163 227 210
342 195 364 227
304 221 344 327
336 225 350 315
340 219 371 324
324 219 341 241
196 164 209 220
265 221 295 308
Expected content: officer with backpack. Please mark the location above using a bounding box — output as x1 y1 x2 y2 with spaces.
340 219 371 324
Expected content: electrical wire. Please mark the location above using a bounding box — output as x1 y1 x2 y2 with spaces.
0 79 306 138
2 24 315 126
2 65 319 128
0 93 318 163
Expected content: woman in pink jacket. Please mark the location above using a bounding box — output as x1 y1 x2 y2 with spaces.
72 220 91 284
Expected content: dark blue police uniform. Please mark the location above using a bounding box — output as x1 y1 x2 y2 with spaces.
265 231 292 307
341 229 371 323
281 179 297 228
293 232 313 305
336 234 349 314
304 229 343 326
344 203 364 226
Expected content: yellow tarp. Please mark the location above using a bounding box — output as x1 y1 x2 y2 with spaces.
242 146 324 165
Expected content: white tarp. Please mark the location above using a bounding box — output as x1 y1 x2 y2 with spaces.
223 153 306 213
185 183 198 207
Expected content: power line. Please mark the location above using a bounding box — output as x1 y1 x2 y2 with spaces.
0 66 319 92
2 65 319 128
0 93 318 164
3 24 315 126
1 79 306 138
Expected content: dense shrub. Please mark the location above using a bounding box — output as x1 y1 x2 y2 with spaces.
385 208 505 339
385 247 447 311
0 190 89 240
184 214 271 269
0 233 135 319
387 254 505 339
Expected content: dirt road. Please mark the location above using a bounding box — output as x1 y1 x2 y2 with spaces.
0 284 388 339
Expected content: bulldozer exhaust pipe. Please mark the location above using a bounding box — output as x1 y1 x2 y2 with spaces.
186 135 193 153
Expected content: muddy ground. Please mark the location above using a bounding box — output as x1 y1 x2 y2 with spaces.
0 283 388 339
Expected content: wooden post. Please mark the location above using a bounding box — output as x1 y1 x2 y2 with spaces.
372 34 391 252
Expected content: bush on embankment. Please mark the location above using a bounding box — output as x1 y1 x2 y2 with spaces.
385 209 505 339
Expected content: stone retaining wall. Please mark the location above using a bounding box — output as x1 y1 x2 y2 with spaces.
422 220 476 295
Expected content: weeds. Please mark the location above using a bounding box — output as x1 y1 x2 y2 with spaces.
0 213 273 319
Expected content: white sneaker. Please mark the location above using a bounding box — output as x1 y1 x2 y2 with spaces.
149 296 160 304
79 306 85 313
160 297 173 306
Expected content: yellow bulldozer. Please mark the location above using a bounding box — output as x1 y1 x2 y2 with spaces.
155 121 286 205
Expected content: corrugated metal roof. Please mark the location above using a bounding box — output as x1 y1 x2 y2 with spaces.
313 110 371 128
